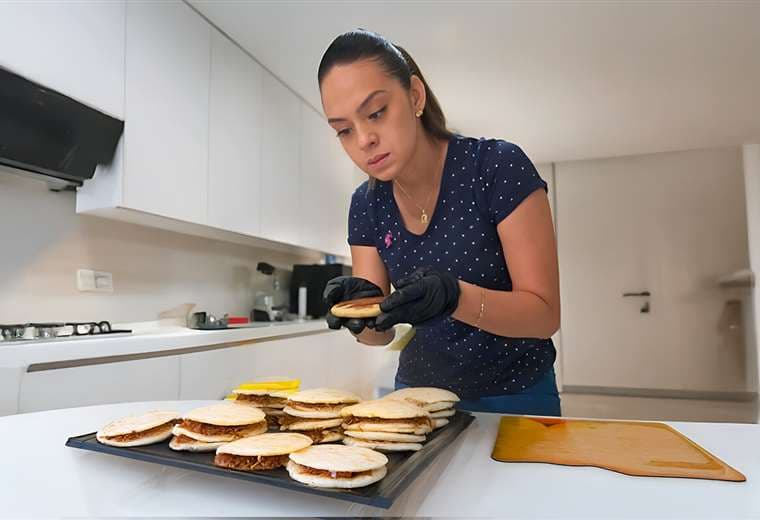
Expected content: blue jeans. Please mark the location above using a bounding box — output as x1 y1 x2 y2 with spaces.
394 368 562 416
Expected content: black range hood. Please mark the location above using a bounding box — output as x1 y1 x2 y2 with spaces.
0 66 124 189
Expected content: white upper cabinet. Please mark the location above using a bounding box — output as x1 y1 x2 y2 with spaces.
0 0 126 118
300 105 335 253
208 30 263 236
122 0 210 225
328 141 359 258
65 1 357 258
300 103 359 257
321 122 362 258
260 74 303 246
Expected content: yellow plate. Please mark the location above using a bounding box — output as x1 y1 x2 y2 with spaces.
225 379 300 401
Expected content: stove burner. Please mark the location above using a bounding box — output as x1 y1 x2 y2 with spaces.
1 324 26 341
0 321 131 343
67 321 113 335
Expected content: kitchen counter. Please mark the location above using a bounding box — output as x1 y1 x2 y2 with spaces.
2 400 758 518
0 319 328 369
0 321 337 416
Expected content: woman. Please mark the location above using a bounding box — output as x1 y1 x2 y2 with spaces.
320 30 561 416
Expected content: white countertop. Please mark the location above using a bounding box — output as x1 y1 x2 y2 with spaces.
0 320 328 369
2 400 758 518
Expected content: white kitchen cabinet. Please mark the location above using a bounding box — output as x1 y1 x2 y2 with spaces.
332 147 362 258
0 368 23 416
178 331 393 401
208 30 263 236
299 105 330 252
0 0 126 118
70 1 355 258
311 118 356 256
121 0 211 225
259 74 303 246
300 104 348 254
18 357 180 413
179 335 329 400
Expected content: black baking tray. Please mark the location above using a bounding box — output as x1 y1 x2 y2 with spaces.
65 411 474 509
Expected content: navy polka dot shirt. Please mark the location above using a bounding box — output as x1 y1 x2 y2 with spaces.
348 135 557 399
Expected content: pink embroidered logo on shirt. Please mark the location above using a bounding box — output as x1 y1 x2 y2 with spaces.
384 231 393 248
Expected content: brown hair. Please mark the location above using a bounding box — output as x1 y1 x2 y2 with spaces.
318 29 453 143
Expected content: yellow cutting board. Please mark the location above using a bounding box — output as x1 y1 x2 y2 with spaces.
492 416 745 482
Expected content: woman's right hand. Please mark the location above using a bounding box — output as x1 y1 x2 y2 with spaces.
323 276 383 334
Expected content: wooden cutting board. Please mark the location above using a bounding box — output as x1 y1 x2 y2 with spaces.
492 416 745 482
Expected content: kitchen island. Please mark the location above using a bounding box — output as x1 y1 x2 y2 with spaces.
1 400 757 518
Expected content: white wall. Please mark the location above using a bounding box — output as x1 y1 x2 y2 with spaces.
743 143 760 398
0 170 322 324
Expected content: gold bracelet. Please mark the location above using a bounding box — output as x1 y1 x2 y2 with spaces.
475 287 486 330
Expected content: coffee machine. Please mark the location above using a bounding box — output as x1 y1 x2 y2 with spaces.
289 263 351 318
252 262 287 321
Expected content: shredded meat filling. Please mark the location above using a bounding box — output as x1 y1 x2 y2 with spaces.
300 428 341 443
179 419 264 437
292 462 372 479
214 453 290 471
287 402 345 412
235 394 287 407
278 414 338 427
106 420 177 442
171 434 198 444
342 416 431 427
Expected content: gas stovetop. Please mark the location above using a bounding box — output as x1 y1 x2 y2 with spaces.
0 321 132 344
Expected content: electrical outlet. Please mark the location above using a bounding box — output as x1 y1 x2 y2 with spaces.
77 269 114 293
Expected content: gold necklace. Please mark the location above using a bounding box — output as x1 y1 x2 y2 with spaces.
394 174 437 224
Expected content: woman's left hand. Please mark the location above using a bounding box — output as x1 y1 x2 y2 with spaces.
374 267 461 331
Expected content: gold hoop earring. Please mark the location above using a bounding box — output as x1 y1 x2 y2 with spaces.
415 109 423 118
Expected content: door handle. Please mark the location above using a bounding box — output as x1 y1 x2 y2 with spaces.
622 291 651 313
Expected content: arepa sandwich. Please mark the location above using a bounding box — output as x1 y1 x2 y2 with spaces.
232 388 292 428
279 388 360 443
97 410 180 447
340 399 432 450
170 402 266 451
382 387 460 429
287 444 388 488
214 432 312 471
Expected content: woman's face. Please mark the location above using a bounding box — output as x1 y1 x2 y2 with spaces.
320 59 424 182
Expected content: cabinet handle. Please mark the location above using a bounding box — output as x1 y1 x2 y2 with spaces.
622 291 651 297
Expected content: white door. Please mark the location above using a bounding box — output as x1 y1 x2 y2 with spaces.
123 0 210 224
208 30 262 236
556 148 749 393
260 74 302 246
0 0 126 118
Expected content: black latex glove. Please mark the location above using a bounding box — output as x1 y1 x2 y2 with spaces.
374 267 461 332
323 276 384 334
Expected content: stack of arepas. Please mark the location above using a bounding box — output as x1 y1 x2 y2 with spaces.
340 399 432 451
383 387 460 429
232 388 292 428
279 388 360 444
96 411 180 447
170 402 267 451
287 444 388 488
214 432 313 471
